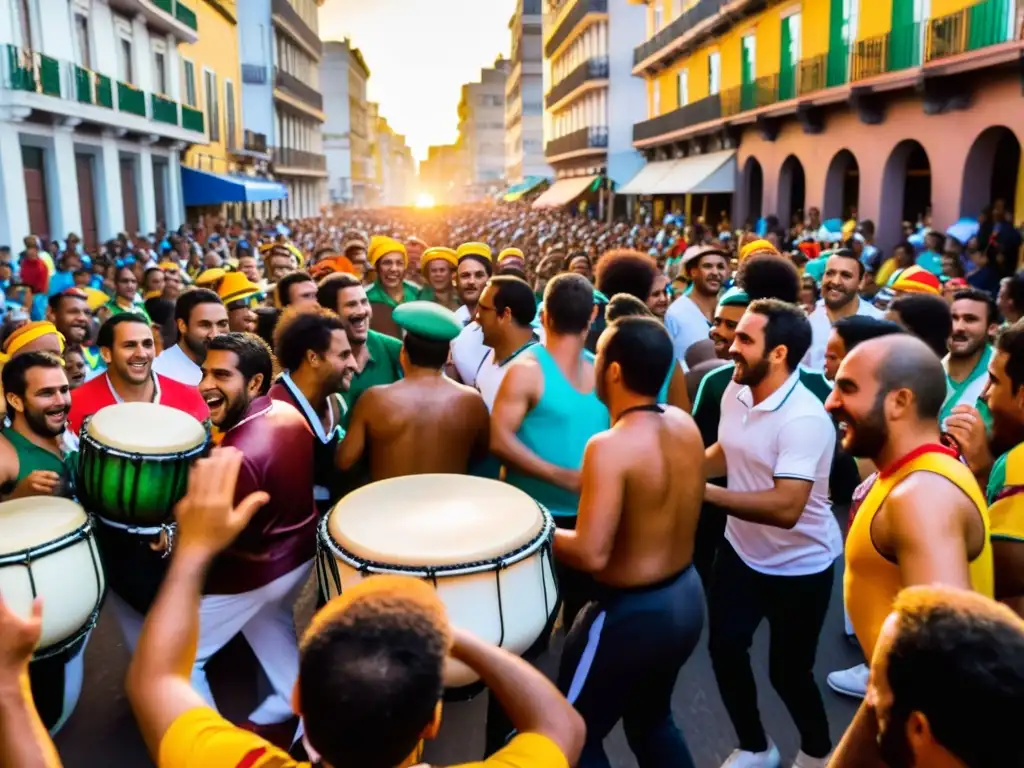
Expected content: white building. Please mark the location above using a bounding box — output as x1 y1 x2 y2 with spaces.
239 0 327 219
505 0 550 185
536 0 645 208
0 0 208 250
457 59 508 201
321 38 371 206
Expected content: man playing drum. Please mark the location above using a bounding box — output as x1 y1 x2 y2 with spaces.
337 302 490 481
196 332 318 749
554 317 706 768
269 306 357 513
67 314 209 436
124 447 585 768
0 351 88 736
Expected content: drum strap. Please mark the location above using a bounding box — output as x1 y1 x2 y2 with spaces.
96 516 176 558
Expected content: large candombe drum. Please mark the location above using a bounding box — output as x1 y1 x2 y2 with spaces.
317 474 558 688
0 497 105 657
77 402 209 524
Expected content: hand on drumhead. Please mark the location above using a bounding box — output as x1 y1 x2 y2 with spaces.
9 470 62 499
174 447 269 557
0 596 42 677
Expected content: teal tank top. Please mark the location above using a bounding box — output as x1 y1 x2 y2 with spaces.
657 364 673 404
505 346 610 518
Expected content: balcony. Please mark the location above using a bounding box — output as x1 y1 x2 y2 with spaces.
271 0 323 58
273 66 324 113
181 104 204 132
633 94 722 143
230 129 271 161
545 56 609 110
241 64 268 85
925 0 1013 62
545 0 608 60
0 45 204 143
632 0 729 73
107 0 198 42
545 125 608 160
272 146 328 175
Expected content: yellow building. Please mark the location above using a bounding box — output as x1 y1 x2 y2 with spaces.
626 0 1023 250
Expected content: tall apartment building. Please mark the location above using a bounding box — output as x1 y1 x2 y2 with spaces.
419 143 470 203
457 58 509 200
0 0 208 248
535 0 645 208
321 38 371 206
375 116 415 207
628 0 1023 248
239 0 327 219
506 0 550 186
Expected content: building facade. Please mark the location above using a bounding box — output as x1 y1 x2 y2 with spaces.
321 38 370 206
419 143 470 204
539 0 645 203
1 0 208 249
628 0 1024 248
457 58 509 200
239 0 327 219
506 0 551 184
375 116 415 207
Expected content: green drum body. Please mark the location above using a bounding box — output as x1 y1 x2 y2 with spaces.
75 403 210 526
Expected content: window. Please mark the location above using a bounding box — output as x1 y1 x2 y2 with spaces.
183 60 197 107
16 0 31 48
225 80 236 149
653 4 663 32
153 52 167 95
204 69 220 142
708 51 721 95
73 13 90 68
742 34 756 83
118 38 133 83
785 13 801 68
652 82 660 116
678 69 689 107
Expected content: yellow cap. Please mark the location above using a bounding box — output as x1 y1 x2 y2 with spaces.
368 236 408 267
195 268 227 286
82 287 110 312
498 247 524 263
420 247 458 273
0 321 65 363
739 239 779 261
218 272 262 305
456 242 492 263
158 261 180 272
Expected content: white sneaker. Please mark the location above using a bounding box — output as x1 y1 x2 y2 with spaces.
721 740 781 768
826 662 869 699
792 751 832 768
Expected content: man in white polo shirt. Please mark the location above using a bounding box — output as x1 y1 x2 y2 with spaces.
152 288 229 386
803 248 882 371
704 299 842 768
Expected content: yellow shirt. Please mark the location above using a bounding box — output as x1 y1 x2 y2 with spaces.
159 707 569 768
844 446 994 658
988 443 1024 541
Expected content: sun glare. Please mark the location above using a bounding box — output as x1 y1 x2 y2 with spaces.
414 193 436 209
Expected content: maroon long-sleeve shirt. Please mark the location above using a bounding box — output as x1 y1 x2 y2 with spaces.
204 396 318 595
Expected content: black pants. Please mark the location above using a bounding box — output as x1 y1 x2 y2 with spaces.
557 566 705 768
708 543 834 759
693 501 728 594
29 632 90 735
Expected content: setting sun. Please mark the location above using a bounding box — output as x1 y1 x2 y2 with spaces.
415 193 436 208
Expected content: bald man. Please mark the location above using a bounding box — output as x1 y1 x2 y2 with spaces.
825 335 994 767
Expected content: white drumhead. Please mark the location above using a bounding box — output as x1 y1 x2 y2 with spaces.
0 497 89 554
328 475 543 567
86 402 205 454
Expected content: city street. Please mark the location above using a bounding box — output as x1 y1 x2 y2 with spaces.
54 548 861 768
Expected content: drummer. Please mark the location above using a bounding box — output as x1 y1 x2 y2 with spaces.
196 332 318 749
269 306 357 513
336 301 489 481
553 317 705 767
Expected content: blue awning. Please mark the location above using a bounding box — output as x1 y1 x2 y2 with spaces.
181 167 288 206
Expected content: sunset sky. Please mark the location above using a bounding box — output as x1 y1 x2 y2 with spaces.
318 0 518 162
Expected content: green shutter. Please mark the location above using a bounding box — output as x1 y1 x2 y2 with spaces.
780 15 796 100
827 0 848 86
888 0 920 71
968 0 1011 50
741 35 755 110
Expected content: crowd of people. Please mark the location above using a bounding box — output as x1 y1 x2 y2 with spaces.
0 200 1022 768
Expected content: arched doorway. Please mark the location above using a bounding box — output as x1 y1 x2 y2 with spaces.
742 156 763 226
823 149 860 221
880 140 931 249
777 155 806 228
960 126 1021 220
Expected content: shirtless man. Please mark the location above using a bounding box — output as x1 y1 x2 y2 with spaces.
337 301 489 480
826 334 994 768
554 316 705 768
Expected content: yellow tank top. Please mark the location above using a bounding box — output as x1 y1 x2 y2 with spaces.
844 447 994 658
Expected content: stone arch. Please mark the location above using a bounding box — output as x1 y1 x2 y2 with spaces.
822 149 860 221
777 154 806 228
879 140 931 250
960 126 1021 220
740 156 764 226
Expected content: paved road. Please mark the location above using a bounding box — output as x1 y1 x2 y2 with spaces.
54 552 862 768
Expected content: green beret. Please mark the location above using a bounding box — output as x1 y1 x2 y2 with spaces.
718 286 750 307
393 301 462 342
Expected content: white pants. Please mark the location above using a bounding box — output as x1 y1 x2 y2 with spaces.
191 561 312 725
